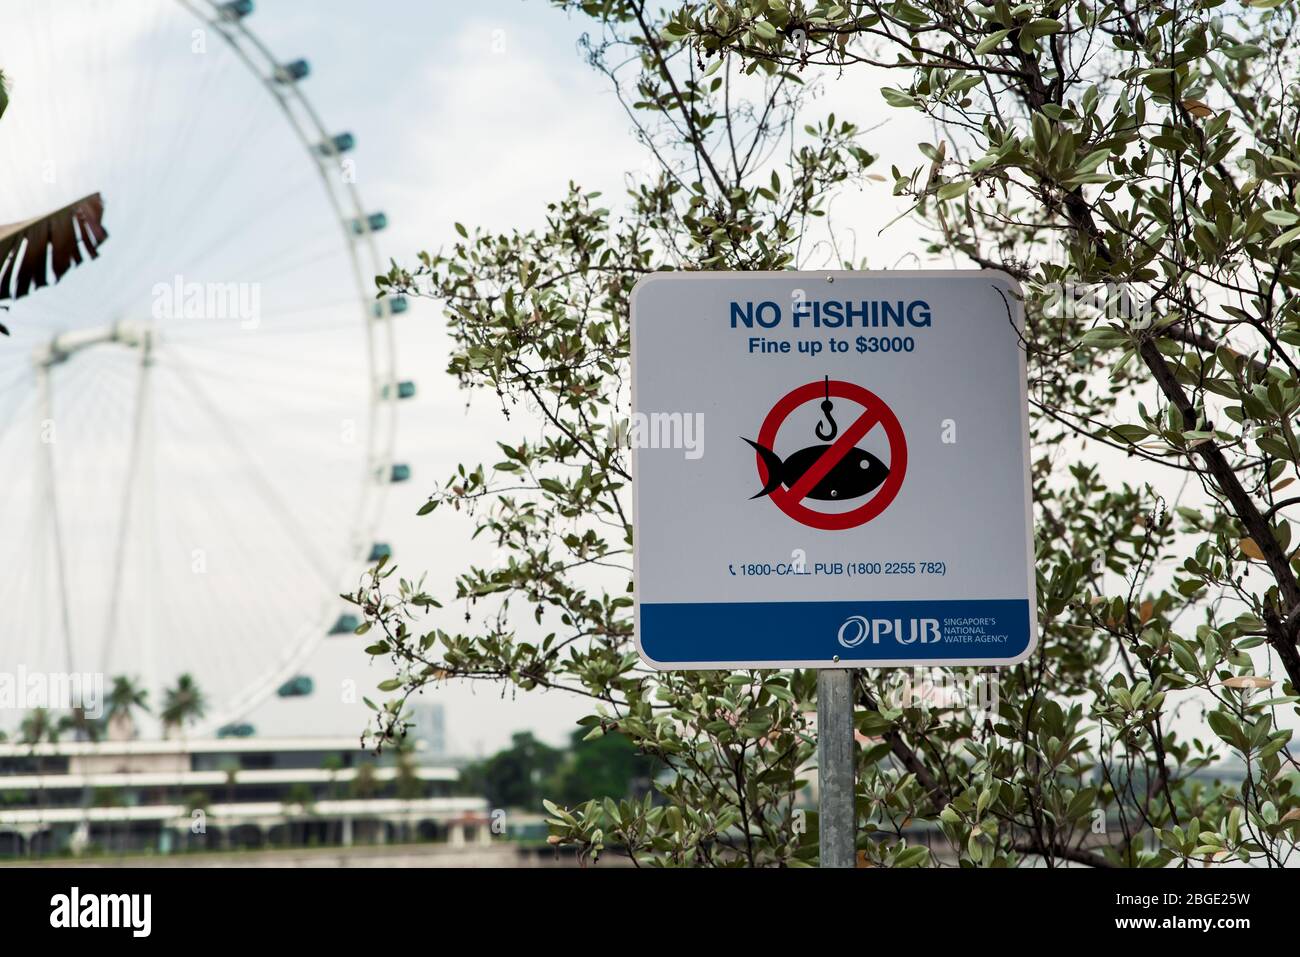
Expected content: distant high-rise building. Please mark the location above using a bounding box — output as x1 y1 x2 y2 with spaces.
410 701 447 762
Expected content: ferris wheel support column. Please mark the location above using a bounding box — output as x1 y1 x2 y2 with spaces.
34 364 75 675
101 328 156 677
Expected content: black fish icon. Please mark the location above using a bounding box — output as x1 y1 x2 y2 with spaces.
743 438 889 501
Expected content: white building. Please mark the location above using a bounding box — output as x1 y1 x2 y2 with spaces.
0 736 490 858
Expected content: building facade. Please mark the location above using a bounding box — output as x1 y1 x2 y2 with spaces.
0 736 490 858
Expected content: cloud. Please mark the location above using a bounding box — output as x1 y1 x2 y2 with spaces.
388 17 646 237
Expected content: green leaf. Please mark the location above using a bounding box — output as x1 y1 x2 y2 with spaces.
881 87 919 108
894 845 930 867
1223 44 1264 60
1019 18 1063 52
1170 639 1201 674
1024 18 1064 38
1269 225 1300 249
1205 710 1242 749
974 29 1011 55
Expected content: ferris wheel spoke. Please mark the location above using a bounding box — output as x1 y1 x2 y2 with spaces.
199 232 355 297
168 179 323 286
161 298 363 343
148 424 299 700
164 336 368 386
142 144 302 289
154 353 366 540
166 350 342 591
0 378 35 453
102 3 168 211
0 470 48 657
153 356 355 544
116 43 244 270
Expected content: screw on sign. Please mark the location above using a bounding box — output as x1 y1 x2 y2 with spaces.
742 377 907 530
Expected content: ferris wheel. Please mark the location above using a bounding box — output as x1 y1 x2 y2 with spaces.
0 0 409 732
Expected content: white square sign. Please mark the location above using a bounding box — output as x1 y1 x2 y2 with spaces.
631 271 1037 669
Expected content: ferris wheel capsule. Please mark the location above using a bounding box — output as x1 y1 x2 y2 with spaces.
316 132 356 156
351 212 388 234
328 614 361 636
274 58 310 84
218 0 252 20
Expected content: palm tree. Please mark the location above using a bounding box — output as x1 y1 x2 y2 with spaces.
58 706 103 743
219 760 239 850
93 787 125 855
18 707 57 746
0 193 108 330
321 755 344 845
160 674 206 854
350 762 378 800
160 674 206 738
57 702 105 852
284 782 314 848
57 706 104 846
105 676 150 741
0 67 109 335
18 708 56 852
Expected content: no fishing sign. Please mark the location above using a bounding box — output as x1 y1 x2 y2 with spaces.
630 271 1037 669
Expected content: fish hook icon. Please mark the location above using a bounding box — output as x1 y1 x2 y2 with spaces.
814 375 838 441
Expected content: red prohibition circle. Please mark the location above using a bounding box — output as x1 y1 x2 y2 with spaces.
753 379 907 531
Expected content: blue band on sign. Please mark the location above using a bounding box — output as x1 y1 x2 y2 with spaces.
639 599 1033 665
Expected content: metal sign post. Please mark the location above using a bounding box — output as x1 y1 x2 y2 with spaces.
628 271 1036 867
817 668 856 868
